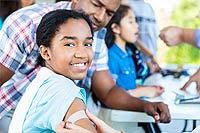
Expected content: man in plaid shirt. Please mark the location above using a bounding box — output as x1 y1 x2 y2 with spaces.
0 0 170 131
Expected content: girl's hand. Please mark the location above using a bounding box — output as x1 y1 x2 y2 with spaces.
142 86 164 98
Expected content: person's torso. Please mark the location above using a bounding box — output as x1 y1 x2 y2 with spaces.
108 44 136 90
9 67 86 132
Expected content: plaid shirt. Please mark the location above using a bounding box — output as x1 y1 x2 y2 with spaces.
0 2 108 118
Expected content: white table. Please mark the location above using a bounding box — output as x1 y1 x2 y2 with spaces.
107 97 200 133
110 70 200 123
98 71 200 133
111 100 200 123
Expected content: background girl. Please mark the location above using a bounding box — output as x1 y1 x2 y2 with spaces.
105 5 164 98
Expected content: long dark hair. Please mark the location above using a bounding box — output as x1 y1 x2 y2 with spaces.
105 5 131 48
36 9 93 66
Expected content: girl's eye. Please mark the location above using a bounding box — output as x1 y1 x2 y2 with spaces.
84 43 93 47
64 43 75 47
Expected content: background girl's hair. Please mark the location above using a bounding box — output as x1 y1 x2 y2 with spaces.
36 9 93 66
105 5 131 48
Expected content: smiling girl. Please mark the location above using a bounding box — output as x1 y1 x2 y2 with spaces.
9 9 96 133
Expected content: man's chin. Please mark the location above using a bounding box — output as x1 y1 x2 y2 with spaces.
92 25 98 31
92 23 102 31
93 28 99 32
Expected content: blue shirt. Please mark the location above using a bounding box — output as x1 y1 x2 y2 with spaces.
108 44 136 91
127 44 150 84
195 29 200 48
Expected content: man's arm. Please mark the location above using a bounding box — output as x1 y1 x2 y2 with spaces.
91 70 144 111
0 63 14 86
159 26 197 47
91 70 171 123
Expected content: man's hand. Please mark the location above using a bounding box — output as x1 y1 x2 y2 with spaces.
144 101 171 123
181 69 200 94
159 26 184 46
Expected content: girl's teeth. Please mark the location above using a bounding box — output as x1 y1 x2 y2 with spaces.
73 63 85 67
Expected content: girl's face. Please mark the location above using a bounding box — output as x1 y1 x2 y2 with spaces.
43 18 93 80
118 9 139 44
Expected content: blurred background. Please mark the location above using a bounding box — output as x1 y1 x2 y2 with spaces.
148 0 200 67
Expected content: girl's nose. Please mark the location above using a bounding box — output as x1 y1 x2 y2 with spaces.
74 47 87 58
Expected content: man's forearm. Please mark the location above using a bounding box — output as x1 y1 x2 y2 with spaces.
91 70 148 112
0 63 14 86
102 85 147 112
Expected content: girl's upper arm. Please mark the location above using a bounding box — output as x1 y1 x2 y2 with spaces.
63 98 97 133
